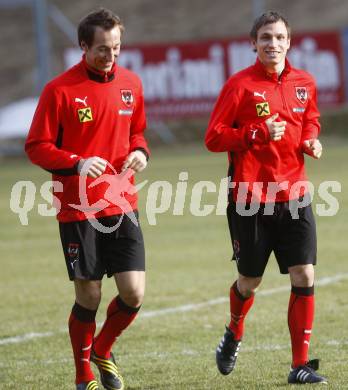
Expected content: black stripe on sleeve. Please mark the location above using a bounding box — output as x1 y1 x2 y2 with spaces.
45 123 79 175
55 123 64 149
45 161 79 176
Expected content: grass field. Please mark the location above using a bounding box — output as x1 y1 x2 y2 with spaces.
0 138 347 389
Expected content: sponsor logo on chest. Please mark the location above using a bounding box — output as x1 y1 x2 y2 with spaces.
293 107 305 113
74 95 93 122
256 102 270 117
254 91 267 100
73 91 136 120
118 109 133 116
253 90 270 117
77 107 93 122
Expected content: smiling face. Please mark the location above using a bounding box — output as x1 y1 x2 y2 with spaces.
252 21 290 73
81 26 121 73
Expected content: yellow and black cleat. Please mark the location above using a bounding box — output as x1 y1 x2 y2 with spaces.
76 380 99 390
91 350 124 390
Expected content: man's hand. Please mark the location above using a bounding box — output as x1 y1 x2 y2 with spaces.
122 150 148 173
77 156 107 178
265 113 287 141
303 139 322 159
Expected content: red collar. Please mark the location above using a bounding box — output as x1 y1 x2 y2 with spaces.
253 57 291 81
82 55 116 83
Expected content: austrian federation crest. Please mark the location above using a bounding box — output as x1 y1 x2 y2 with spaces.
295 87 308 104
121 89 134 107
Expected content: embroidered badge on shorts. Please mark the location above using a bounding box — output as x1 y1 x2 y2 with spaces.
68 243 79 270
256 102 270 116
78 107 93 122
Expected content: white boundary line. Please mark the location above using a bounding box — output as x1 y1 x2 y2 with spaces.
1 273 347 346
141 273 348 318
1 339 348 368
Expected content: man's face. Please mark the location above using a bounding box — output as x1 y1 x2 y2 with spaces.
82 26 121 72
252 21 290 72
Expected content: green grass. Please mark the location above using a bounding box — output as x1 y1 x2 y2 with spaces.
0 138 347 389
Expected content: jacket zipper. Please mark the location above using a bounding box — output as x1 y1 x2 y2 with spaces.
277 80 287 110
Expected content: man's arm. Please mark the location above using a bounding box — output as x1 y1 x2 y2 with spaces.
301 80 322 159
25 85 82 175
122 88 149 173
205 82 271 152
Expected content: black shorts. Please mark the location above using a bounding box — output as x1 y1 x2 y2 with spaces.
227 200 317 277
59 211 145 280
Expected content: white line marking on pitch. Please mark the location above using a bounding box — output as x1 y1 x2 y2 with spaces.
141 273 348 318
0 331 54 346
1 339 348 368
1 273 347 346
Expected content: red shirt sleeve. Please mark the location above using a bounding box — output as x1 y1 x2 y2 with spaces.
301 80 321 143
205 81 270 152
25 84 81 174
129 85 150 158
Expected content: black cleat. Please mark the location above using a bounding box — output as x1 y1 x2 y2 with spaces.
288 359 328 384
90 350 124 390
76 380 99 390
216 326 242 375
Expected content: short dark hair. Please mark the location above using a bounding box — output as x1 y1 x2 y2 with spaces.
250 11 291 41
78 8 124 48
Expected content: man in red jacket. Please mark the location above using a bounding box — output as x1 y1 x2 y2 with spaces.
26 9 149 390
205 11 327 384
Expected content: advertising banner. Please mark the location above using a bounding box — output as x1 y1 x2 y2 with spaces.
65 31 346 119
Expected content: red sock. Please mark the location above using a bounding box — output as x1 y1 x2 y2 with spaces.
69 303 97 384
93 295 140 358
288 285 315 368
228 281 254 340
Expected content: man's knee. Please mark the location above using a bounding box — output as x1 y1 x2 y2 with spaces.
237 275 262 297
74 280 102 309
289 264 314 287
119 287 144 308
83 289 102 307
115 271 145 308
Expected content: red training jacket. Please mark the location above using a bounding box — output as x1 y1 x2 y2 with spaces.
205 58 320 203
26 57 149 222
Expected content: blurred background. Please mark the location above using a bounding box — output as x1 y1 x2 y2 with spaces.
0 0 348 153
1 2 348 388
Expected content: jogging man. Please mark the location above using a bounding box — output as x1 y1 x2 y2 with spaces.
26 9 149 390
205 11 327 384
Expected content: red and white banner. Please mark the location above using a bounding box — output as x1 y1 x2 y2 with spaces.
65 31 345 119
